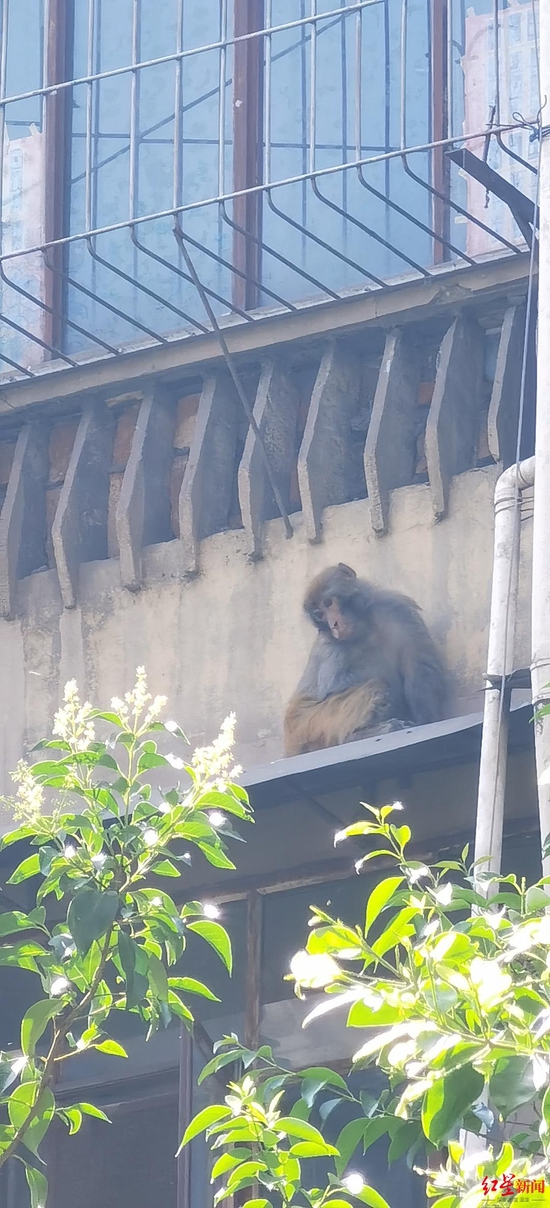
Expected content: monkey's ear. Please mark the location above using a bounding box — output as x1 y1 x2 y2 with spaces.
337 563 357 579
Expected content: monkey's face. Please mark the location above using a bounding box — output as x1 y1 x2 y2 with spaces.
305 564 367 642
311 595 356 641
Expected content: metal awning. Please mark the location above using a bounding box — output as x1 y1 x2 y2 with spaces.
241 702 534 808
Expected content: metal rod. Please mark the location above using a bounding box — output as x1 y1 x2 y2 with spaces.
173 0 185 212
128 0 140 224
176 1028 192 1208
268 189 387 288
0 120 530 268
244 891 262 1050
0 1 379 110
85 0 95 233
311 176 431 277
309 0 317 179
217 0 227 199
263 0 272 185
129 224 252 324
172 223 293 540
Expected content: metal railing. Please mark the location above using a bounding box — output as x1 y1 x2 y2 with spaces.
0 0 540 381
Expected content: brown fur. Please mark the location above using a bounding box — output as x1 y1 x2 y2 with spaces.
284 682 386 757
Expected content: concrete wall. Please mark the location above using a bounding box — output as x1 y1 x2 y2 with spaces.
0 281 536 826
0 460 533 821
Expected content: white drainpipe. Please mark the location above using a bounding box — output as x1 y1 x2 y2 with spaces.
533 0 550 874
474 457 535 875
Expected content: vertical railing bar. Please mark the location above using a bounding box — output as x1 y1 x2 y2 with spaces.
129 0 140 223
400 0 408 151
173 0 184 212
263 0 272 185
218 0 227 197
85 0 95 233
0 0 10 253
383 0 390 203
493 0 500 123
216 0 228 299
340 0 348 225
176 1028 192 1208
447 0 453 139
88 0 99 303
308 0 316 177
355 4 362 162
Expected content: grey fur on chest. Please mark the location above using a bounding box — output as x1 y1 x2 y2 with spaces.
298 635 384 702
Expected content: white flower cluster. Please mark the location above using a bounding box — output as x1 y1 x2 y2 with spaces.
10 759 45 823
111 666 167 730
53 679 96 751
192 713 242 789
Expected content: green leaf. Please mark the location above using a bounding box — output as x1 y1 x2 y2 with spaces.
148 952 169 1001
94 1039 128 1058
421 1066 484 1146
371 907 416 958
7 853 41 884
276 1117 329 1146
8 1084 55 1155
0 911 47 938
95 750 119 770
187 920 232 973
362 1117 393 1151
525 885 550 912
0 1052 23 1095
290 1140 339 1157
489 1057 536 1117
74 1102 111 1123
168 976 219 1001
137 751 169 771
355 1187 391 1208
365 877 404 936
542 1085 550 1135
0 942 46 971
198 1050 241 1085
167 991 194 1023
237 1201 270 1208
335 1118 371 1176
0 824 39 849
21 1000 61 1057
25 1166 48 1208
390 825 411 848
211 1149 253 1179
88 709 126 725
319 1097 343 1123
68 888 119 954
387 1120 419 1164
300 1067 348 1092
196 841 236 870
326 1202 361 1208
178 1104 232 1151
62 1107 83 1135
151 859 181 877
117 931 147 1010
226 1160 269 1192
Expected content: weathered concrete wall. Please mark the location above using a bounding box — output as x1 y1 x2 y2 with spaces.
0 461 533 821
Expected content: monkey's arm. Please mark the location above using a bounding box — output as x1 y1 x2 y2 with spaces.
296 635 336 700
396 611 447 725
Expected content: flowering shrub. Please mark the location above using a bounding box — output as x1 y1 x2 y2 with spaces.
0 670 251 1207
188 804 550 1208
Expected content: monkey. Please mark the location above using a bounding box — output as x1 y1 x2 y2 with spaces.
284 564 447 757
